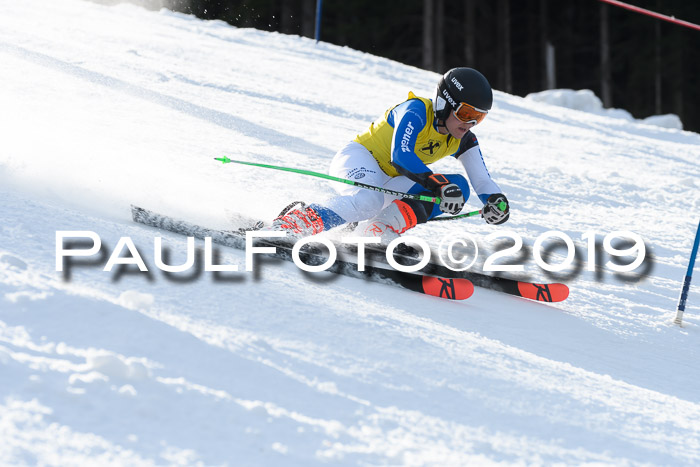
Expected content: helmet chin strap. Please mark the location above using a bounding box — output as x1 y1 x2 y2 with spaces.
434 119 455 143
435 118 453 138
434 111 460 140
435 116 447 131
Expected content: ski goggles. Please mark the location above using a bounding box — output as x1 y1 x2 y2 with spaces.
453 102 488 125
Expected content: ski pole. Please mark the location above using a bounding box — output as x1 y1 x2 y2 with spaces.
674 219 700 326
215 156 505 221
429 209 482 221
215 156 442 204
429 200 507 222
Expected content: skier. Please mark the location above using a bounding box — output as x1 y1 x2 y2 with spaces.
271 67 510 240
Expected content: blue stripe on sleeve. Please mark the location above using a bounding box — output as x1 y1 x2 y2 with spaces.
389 100 431 176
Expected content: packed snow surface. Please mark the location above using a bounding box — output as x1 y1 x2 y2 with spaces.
1 0 700 465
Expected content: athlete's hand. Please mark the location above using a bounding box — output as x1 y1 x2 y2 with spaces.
482 193 510 225
427 173 465 215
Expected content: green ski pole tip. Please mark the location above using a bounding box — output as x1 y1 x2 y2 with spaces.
215 156 231 163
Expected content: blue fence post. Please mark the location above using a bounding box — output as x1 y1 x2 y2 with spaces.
315 0 323 43
675 220 700 326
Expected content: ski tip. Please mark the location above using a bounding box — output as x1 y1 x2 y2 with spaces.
421 276 474 300
517 282 569 302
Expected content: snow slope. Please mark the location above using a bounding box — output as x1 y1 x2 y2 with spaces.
1 0 700 465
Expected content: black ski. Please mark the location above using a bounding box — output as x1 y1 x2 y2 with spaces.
131 206 474 300
352 241 569 302
229 214 568 303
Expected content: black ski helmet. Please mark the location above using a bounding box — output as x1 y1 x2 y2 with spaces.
434 67 493 122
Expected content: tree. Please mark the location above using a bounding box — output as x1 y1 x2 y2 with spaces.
600 2 612 107
422 0 435 70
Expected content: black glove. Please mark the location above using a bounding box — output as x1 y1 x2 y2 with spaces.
482 193 510 225
426 173 465 215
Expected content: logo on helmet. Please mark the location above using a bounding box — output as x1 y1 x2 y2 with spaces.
450 77 464 91
442 89 457 109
